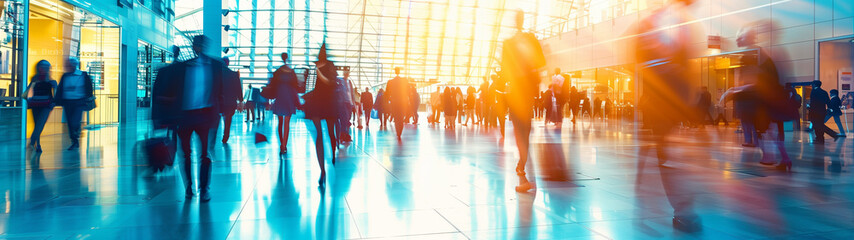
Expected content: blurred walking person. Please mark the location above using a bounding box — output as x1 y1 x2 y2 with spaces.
826 89 847 137
569 86 579 124
443 87 457 129
56 57 95 150
695 87 713 127
456 87 464 124
478 77 491 126
152 35 227 202
244 84 259 122
269 53 299 154
501 10 546 192
630 0 704 231
464 86 477 126
336 71 355 143
302 43 340 187
360 88 374 129
386 67 411 139
408 85 420 124
26 60 57 152
491 74 508 136
219 57 243 144
430 86 442 124
809 80 839 143
374 88 387 128
732 23 795 169
551 68 565 125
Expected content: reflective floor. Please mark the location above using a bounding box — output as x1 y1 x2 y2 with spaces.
1 113 853 239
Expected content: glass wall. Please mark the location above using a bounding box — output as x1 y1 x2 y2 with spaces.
26 0 121 137
0 0 27 142
221 0 579 91
818 38 854 133
136 41 171 121
567 65 635 119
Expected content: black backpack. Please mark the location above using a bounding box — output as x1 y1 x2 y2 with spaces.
28 81 53 108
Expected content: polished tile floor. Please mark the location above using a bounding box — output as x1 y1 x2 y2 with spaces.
1 113 853 239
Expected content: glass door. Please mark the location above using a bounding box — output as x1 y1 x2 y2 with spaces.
0 0 27 142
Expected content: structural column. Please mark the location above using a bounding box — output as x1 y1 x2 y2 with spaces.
204 0 223 57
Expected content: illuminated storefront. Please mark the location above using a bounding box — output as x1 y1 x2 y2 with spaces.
26 0 121 137
0 0 175 143
542 0 853 130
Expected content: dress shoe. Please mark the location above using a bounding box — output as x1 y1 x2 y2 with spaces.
200 191 211 202
185 187 195 199
775 162 792 172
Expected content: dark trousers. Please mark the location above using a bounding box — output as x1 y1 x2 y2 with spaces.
245 102 256 121
30 107 53 144
810 112 837 142
255 103 265 119
222 111 235 142
363 105 373 127
178 108 216 193
63 99 85 141
337 107 352 140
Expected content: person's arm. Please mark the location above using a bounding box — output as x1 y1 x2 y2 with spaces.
22 81 33 99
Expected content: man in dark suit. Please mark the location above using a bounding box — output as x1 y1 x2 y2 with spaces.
385 67 410 140
809 80 839 143
696 86 713 127
152 35 226 202
219 57 242 143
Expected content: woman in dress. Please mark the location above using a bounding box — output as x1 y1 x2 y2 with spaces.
301 44 339 187
26 60 57 152
270 53 300 154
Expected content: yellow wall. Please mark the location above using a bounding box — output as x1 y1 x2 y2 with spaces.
26 18 70 137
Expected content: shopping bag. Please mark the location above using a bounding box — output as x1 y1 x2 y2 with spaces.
370 109 379 119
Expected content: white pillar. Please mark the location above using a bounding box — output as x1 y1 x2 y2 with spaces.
204 0 223 57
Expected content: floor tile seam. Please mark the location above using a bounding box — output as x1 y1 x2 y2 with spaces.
348 140 401 181
343 195 365 239
223 156 270 239
456 222 606 239
356 231 464 240
433 209 469 240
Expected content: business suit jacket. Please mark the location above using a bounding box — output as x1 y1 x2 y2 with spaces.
221 68 242 114
55 71 95 105
809 87 830 119
152 55 227 127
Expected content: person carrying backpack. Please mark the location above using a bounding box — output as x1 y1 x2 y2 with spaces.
26 60 58 152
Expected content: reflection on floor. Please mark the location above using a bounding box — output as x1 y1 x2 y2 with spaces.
1 113 853 239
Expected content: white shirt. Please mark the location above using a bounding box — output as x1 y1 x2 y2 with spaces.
552 74 565 89
183 57 212 110
63 70 86 100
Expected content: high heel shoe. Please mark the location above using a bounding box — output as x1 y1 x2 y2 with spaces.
279 145 287 154
775 162 792 172
318 175 326 188
35 144 42 153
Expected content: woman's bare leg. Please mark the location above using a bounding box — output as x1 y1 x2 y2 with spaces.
312 119 326 186
325 118 338 164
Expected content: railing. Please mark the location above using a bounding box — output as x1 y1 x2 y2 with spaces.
86 93 119 126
